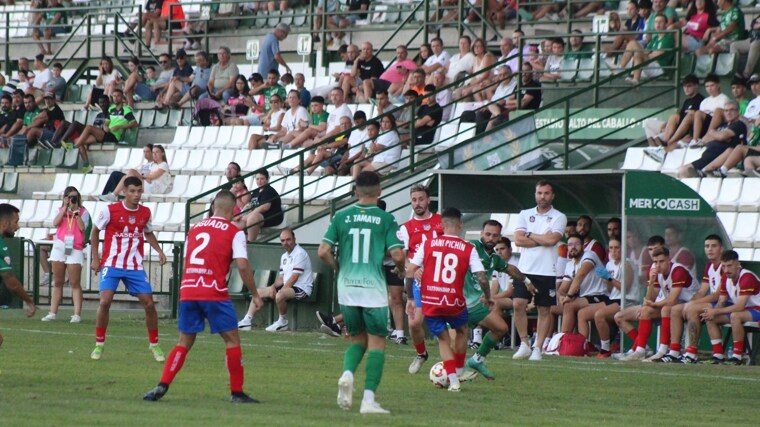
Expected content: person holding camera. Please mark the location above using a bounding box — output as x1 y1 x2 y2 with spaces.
41 186 91 323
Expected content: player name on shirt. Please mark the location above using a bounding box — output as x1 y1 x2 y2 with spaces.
430 239 466 251
345 214 382 224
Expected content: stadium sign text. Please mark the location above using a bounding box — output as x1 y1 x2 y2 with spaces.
627 198 700 211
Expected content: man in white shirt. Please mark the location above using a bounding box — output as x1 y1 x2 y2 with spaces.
669 74 731 147
742 74 760 122
512 180 567 361
238 228 313 332
302 87 353 149
444 36 475 83
422 37 451 83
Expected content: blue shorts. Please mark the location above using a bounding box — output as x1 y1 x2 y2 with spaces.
425 310 468 337
747 308 760 322
99 267 152 295
178 300 238 334
41 128 55 142
412 279 421 308
134 82 155 101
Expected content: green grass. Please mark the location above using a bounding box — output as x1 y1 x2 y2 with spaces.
1 309 758 426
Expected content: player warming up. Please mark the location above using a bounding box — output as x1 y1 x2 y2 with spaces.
319 171 406 414
407 207 487 392
89 176 166 361
144 190 264 403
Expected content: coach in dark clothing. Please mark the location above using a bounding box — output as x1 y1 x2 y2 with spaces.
244 169 283 241
680 100 746 178
414 84 443 146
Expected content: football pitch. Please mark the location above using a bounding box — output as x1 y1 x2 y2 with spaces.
0 310 757 427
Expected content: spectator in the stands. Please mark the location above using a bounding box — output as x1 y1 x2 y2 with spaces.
731 11 760 80
401 68 426 101
258 23 292 77
416 43 433 68
338 110 368 177
176 51 212 107
464 66 516 134
52 95 110 149
98 144 152 201
25 92 64 148
497 36 519 75
259 89 309 148
432 72 453 121
291 115 352 176
663 73 729 149
104 145 172 201
83 56 121 111
0 90 25 147
678 0 719 54
363 45 418 100
283 95 328 149
152 53 179 109
124 57 149 107
222 75 252 124
505 62 542 112
643 74 704 161
393 90 418 145
732 76 750 115
3 57 33 95
42 62 66 102
0 95 13 136
314 0 369 47
75 89 137 173
564 30 593 61
373 89 395 118
239 69 287 126
16 94 43 148
310 44 353 99
145 0 185 48
32 0 68 56
536 38 565 82
28 54 52 102
350 42 384 103
221 161 242 190
625 14 675 84
421 38 451 81
679 100 746 178
157 48 192 109
454 38 494 102
696 0 746 56
207 46 239 104
648 0 678 36
603 1 647 57
444 36 475 85
244 169 284 242
414 84 443 146
362 114 401 175
288 87 352 149
294 73 311 107
247 93 285 149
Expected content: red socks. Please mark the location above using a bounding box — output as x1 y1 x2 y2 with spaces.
634 319 652 351
160 346 188 385
454 353 466 370
96 327 107 344
670 343 681 352
685 345 698 356
415 342 427 356
148 329 159 345
660 317 671 346
733 341 745 357
226 346 244 393
626 329 638 342
443 359 456 377
711 340 725 357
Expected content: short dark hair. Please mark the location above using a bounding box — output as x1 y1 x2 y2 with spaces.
213 189 236 205
535 179 554 192
567 232 583 242
311 96 325 104
482 219 503 230
112 88 124 96
704 74 720 84
376 199 387 211
376 89 389 97
228 162 241 174
647 235 665 246
721 250 739 262
578 215 592 225
498 236 512 247
0 203 20 221
442 207 462 221
23 94 35 102
124 176 143 188
1 94 11 102
608 217 621 226
353 110 366 121
52 62 63 70
705 234 723 245
682 74 699 86
366 121 380 131
566 220 577 228
356 171 381 189
404 89 419 97
255 168 270 180
268 69 280 77
424 84 436 93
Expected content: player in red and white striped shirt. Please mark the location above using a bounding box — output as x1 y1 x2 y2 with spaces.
89 176 167 362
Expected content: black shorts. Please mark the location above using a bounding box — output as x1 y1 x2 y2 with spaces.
275 285 309 300
513 274 556 307
605 298 621 306
170 21 183 30
384 264 403 286
584 295 609 305
698 113 712 138
692 140 731 170
372 78 391 96
102 132 118 143
748 148 760 157
262 213 283 228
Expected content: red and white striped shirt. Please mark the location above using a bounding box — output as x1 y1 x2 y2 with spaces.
94 202 153 270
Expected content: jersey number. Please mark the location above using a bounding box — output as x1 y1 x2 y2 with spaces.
431 251 458 284
348 228 371 263
189 232 210 265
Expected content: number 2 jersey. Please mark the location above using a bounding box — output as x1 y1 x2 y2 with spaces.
180 216 247 301
94 202 153 270
411 234 484 317
323 203 403 308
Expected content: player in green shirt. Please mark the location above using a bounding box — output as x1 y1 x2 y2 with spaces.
74 89 137 173
698 0 746 55
0 203 37 348
459 220 529 381
319 171 405 415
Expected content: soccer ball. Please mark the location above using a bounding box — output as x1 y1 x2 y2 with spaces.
429 361 449 388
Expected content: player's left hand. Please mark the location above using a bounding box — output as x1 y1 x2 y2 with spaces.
157 251 167 265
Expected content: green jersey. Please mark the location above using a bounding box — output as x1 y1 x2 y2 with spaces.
264 84 287 112
323 203 403 308
720 6 746 41
463 239 508 308
0 236 13 272
311 110 328 126
23 107 41 126
647 33 675 67
106 104 136 140
563 45 593 61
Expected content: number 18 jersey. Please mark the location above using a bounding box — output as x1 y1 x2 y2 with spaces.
323 203 403 308
411 235 485 317
180 216 247 302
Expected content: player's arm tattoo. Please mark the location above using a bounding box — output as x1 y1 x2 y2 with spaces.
476 271 491 300
505 264 526 282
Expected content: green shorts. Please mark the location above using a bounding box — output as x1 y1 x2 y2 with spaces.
340 304 389 337
467 302 490 328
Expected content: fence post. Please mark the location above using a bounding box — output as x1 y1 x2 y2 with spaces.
563 98 570 170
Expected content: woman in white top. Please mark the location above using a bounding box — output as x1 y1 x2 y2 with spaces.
41 186 91 324
258 89 309 148
248 93 286 149
362 114 401 175
106 145 172 200
84 56 123 110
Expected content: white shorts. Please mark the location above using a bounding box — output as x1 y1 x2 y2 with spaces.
49 241 85 265
641 61 664 80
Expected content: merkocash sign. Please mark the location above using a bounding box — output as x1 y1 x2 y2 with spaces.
624 171 714 217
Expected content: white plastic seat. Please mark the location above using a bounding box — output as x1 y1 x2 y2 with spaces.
169 126 190 147
311 176 338 205
197 126 220 150
163 203 188 232
27 200 54 227
93 147 133 174
280 175 319 204
212 126 234 148
156 175 190 203
331 176 353 199
735 247 753 261
716 211 737 236
151 202 175 230
196 175 222 202
738 178 760 212
225 126 251 149
34 173 69 200
184 126 206 148
715 177 743 211
273 150 300 174
211 149 238 174
434 121 461 151
621 148 644 170
79 173 103 198
698 177 722 207
683 147 705 166
179 175 206 202
754 249 760 261
18 200 38 225
731 213 759 248
356 103 374 118
245 150 267 171
680 177 701 193
660 149 686 176
504 213 521 238
168 149 190 172
182 149 219 175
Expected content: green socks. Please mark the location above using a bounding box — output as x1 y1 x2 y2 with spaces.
364 349 385 392
477 332 498 358
343 343 366 373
